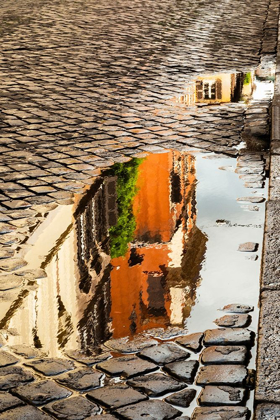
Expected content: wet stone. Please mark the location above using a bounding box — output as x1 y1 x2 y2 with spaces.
237 196 265 203
0 249 14 259
201 346 248 365
114 399 182 420
254 403 280 419
97 355 157 378
0 366 34 390
222 304 254 313
0 391 25 412
0 258 27 272
104 336 157 353
9 345 42 359
165 388 196 407
24 358 75 376
0 351 19 367
56 368 103 391
163 360 199 383
12 379 72 405
127 372 186 397
138 342 190 365
87 383 147 409
198 385 246 406
0 406 53 419
43 396 100 419
176 332 204 352
214 314 251 328
238 242 258 252
196 365 247 386
204 328 253 346
192 406 248 420
66 349 111 366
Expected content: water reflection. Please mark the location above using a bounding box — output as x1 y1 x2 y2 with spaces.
176 72 250 105
4 150 206 355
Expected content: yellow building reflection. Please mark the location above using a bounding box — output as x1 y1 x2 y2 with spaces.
176 73 246 105
0 151 207 356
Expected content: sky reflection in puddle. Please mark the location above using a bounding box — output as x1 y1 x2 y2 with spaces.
2 149 267 357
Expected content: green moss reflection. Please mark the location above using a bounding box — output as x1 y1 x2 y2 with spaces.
109 158 143 259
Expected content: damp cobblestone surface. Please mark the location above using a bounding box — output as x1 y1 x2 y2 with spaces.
0 0 279 418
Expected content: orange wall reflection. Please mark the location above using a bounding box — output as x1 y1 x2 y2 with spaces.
110 151 199 338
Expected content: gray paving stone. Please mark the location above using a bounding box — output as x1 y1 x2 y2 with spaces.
255 403 280 419
0 366 34 390
97 355 157 378
24 358 75 376
127 372 186 397
0 257 27 273
56 368 103 391
0 274 23 291
165 388 196 407
87 383 147 409
0 351 19 367
214 314 251 328
104 336 157 353
93 416 117 420
256 290 280 402
198 385 246 406
196 365 247 386
115 399 182 419
200 346 248 365
163 360 199 383
0 391 25 412
12 379 72 405
176 332 204 352
65 349 111 366
238 242 258 252
237 196 265 203
0 406 53 419
138 343 189 365
43 396 100 419
192 406 248 419
221 304 254 313
204 328 253 346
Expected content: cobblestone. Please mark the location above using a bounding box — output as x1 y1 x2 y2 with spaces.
200 346 248 365
56 368 103 391
204 328 253 346
176 332 204 352
198 385 246 406
114 399 182 420
43 396 100 420
196 365 247 386
87 383 147 409
138 342 190 365
163 360 199 383
12 380 72 405
127 372 186 397
97 355 157 379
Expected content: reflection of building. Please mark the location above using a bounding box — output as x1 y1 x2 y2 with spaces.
2 151 207 355
176 73 243 105
110 151 207 338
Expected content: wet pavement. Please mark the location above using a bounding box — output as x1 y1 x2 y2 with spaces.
0 0 279 418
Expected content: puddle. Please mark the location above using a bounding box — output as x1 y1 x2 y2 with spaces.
1 149 267 360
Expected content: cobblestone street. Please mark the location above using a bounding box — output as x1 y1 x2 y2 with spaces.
0 0 280 418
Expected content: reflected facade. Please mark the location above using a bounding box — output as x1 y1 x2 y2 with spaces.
2 151 207 355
